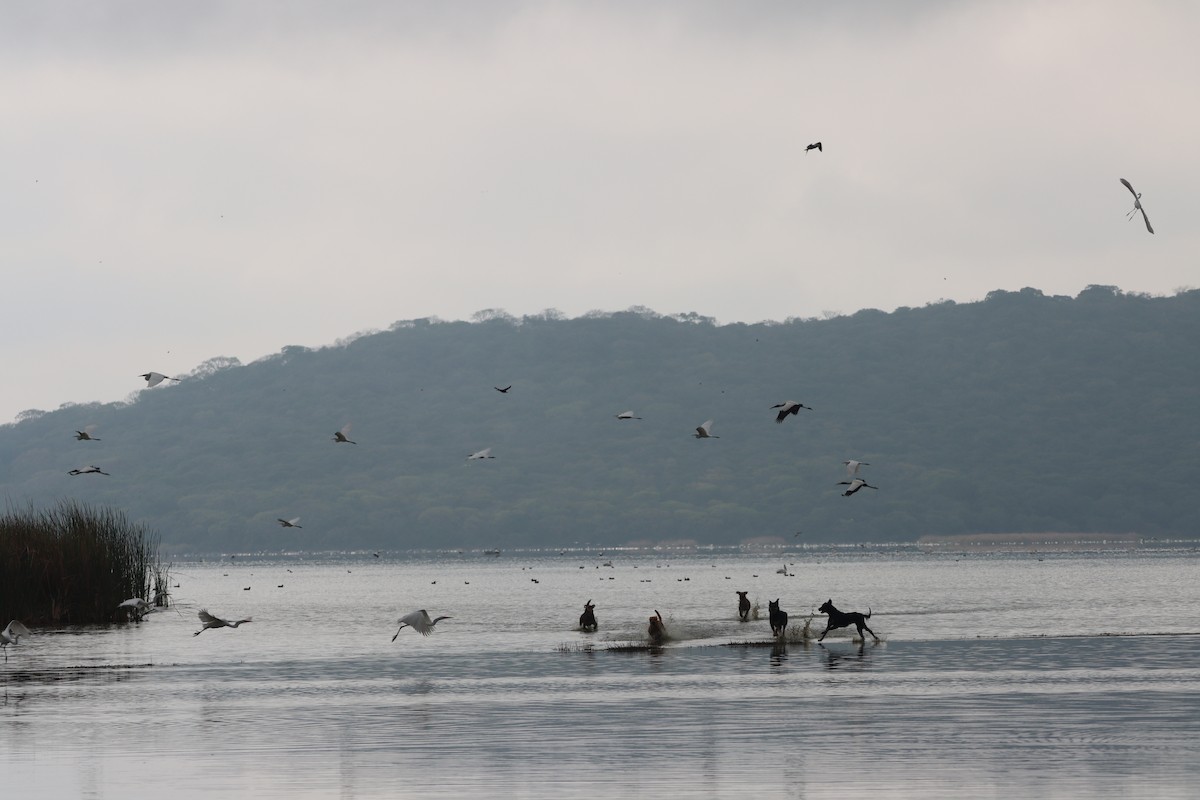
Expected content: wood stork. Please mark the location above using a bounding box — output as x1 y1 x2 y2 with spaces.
615 411 642 420
277 517 302 528
75 427 100 441
694 420 719 438
843 459 870 476
467 448 495 460
805 142 822 153
332 424 356 444
1 620 32 662
193 609 253 635
392 609 452 640
837 478 878 496
68 465 109 476
771 401 812 423
1120 178 1154 234
140 372 180 387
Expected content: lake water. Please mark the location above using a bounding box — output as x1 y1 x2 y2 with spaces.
3 545 1199 799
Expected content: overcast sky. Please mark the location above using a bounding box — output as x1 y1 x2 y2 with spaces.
2 1 1196 423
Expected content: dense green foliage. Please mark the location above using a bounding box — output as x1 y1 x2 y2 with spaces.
1 286 1197 552
0 501 157 624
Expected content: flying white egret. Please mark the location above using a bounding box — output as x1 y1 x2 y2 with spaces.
467 448 495 460
694 420 719 438
837 478 878 496
277 517 302 528
332 424 356 444
75 426 100 441
194 609 253 635
140 372 180 387
1119 178 1154 234
843 459 870 476
806 142 823 153
1 620 32 662
615 411 642 420
392 609 452 640
771 401 812 423
68 465 109 476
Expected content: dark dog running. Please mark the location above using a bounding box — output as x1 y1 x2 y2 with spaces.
648 610 666 645
768 599 788 637
736 591 751 622
817 599 878 642
579 600 597 632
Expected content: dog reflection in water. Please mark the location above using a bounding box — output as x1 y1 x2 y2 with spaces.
647 610 666 645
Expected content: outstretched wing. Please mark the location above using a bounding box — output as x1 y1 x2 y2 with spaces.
1119 178 1137 198
1140 208 1154 234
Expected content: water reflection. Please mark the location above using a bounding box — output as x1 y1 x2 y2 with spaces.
818 642 874 671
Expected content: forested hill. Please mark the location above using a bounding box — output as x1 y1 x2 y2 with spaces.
2 286 1197 553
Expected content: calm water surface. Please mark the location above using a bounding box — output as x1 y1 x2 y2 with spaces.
3 546 1199 798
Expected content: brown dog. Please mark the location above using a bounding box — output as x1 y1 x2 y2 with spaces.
648 610 666 644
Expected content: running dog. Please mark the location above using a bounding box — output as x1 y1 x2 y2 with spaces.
579 600 597 632
648 610 666 645
817 599 878 642
768 599 788 637
736 591 751 622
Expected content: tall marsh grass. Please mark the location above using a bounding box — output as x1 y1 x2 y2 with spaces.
0 501 160 624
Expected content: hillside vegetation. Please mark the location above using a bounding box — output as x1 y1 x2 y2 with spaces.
1 286 1196 552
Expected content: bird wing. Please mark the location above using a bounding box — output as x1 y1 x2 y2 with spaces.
699 420 713 434
1119 178 1137 198
1140 208 1154 234
197 609 218 624
5 621 32 639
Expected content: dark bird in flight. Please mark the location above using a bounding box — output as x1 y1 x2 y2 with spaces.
694 420 719 439
332 424 356 444
277 517 302 528
1119 178 1154 234
805 142 822 153
771 400 812 423
75 428 100 441
494 385 512 393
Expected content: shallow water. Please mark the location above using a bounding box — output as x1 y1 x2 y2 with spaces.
3 547 1199 798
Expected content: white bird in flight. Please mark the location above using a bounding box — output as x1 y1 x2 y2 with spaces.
694 420 719 438
615 411 642 420
1 620 32 662
843 459 870 476
332 424 356 444
1120 178 1154 234
140 372 180 387
75 426 101 441
277 517 302 528
118 598 153 620
392 609 452 640
838 478 879 496
771 401 812 423
467 448 495 460
194 609 253 635
68 465 109 476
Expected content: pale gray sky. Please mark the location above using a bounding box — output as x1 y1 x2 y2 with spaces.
2 1 1196 423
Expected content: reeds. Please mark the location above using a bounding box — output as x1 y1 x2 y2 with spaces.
0 501 160 624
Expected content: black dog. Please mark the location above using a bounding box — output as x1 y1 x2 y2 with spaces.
648 610 666 645
736 591 751 622
579 600 597 632
817 599 878 642
768 599 788 637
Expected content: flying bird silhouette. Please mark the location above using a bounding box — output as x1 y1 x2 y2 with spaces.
193 609 253 635
494 385 512 393
615 411 642 420
75 427 100 441
694 420 719 438
805 142 822 153
1119 178 1154 234
277 517 302 528
843 459 870 476
771 401 812 423
332 424 356 444
1 620 32 662
467 448 495 460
